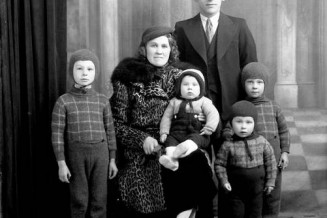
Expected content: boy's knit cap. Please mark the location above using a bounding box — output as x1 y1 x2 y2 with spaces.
241 62 269 87
175 69 205 98
69 49 100 79
230 100 257 123
141 26 173 46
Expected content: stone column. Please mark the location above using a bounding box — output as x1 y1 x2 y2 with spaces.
319 0 327 108
99 0 119 97
296 0 316 107
274 0 298 108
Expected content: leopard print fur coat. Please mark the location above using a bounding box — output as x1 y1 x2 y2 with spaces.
110 58 182 214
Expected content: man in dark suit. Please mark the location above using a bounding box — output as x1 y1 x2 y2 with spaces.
175 0 257 123
174 0 257 217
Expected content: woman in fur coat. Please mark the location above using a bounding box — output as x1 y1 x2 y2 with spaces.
109 26 182 218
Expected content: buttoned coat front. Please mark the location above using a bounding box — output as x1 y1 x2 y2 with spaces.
175 13 257 121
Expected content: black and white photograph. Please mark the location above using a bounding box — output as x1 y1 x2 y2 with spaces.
1 0 326 218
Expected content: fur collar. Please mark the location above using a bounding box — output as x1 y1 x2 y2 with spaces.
111 58 160 85
111 58 191 85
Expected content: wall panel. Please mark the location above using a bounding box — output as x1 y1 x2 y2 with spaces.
67 0 327 108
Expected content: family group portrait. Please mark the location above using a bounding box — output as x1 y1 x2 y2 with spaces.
1 0 327 218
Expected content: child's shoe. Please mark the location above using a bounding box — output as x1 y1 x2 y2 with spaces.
159 155 179 171
177 208 196 218
173 140 198 158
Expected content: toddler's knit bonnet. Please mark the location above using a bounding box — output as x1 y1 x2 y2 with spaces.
241 62 269 88
175 69 205 99
230 100 258 124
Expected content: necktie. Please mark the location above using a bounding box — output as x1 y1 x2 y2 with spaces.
206 18 213 43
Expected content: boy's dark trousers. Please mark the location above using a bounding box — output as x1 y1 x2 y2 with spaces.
67 141 109 218
227 165 265 218
263 169 282 218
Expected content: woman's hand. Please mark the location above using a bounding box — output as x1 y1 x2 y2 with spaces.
58 160 71 183
278 152 289 170
109 159 118 179
143 136 159 155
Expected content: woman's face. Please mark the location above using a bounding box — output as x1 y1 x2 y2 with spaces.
146 35 171 67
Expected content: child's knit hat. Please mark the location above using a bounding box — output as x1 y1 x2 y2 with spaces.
241 62 269 88
141 26 173 46
175 69 205 99
230 100 257 124
68 49 100 79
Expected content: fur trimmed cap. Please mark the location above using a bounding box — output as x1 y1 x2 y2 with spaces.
230 100 257 123
141 26 173 46
68 49 100 79
175 69 205 99
241 62 269 87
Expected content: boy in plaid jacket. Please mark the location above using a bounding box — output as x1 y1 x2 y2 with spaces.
215 100 277 218
51 49 117 218
241 62 290 218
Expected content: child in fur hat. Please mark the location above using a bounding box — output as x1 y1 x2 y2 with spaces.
51 49 118 218
215 100 277 218
241 62 290 218
159 68 219 171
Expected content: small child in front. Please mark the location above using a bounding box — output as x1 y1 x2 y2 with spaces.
51 49 118 218
159 69 219 171
215 100 277 218
241 62 290 218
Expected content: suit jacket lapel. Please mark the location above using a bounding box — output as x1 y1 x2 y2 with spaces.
184 14 207 63
217 13 237 60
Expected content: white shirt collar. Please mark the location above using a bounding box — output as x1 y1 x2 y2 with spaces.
200 13 220 33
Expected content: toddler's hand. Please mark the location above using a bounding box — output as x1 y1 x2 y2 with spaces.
109 159 118 179
197 112 206 122
264 186 274 195
200 127 213 135
224 182 232 191
160 134 167 143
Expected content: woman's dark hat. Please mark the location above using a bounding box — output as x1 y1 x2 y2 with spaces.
141 26 173 46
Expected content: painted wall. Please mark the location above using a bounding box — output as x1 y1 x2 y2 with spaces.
67 0 327 108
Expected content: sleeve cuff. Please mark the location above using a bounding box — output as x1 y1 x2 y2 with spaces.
109 150 116 159
56 153 65 161
266 179 276 187
281 148 290 154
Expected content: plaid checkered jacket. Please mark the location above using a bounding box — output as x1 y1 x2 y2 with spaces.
215 135 277 187
250 98 290 160
51 86 116 161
